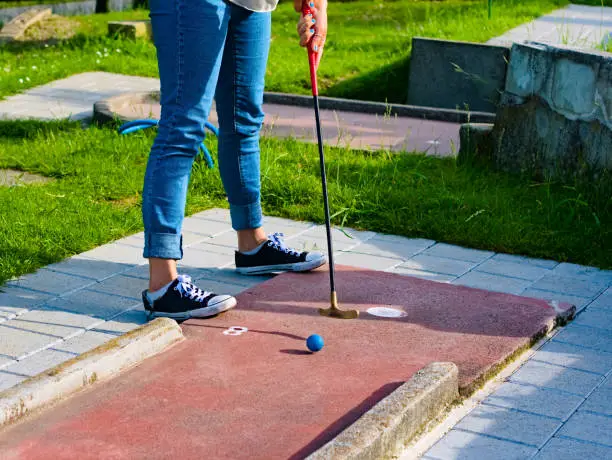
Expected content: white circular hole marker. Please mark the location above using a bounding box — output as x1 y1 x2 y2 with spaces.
366 307 407 318
222 326 248 336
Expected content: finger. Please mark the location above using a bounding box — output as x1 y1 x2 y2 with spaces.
299 27 315 47
294 0 301 12
310 33 325 53
297 16 314 34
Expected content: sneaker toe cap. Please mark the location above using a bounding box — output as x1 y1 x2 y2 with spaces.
305 251 326 263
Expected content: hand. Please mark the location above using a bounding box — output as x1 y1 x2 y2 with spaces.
295 0 327 59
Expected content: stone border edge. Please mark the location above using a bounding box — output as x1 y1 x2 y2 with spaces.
307 362 459 460
92 92 495 126
0 317 184 429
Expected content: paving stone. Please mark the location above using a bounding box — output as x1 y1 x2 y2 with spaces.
573 308 612 331
5 348 74 377
181 218 233 237
0 324 59 360
262 215 314 230
552 263 612 285
52 330 118 355
424 429 537 460
476 259 551 281
179 247 234 272
300 226 376 245
343 238 434 261
491 253 559 269
485 382 583 420
91 308 148 335
509 361 603 397
388 266 456 283
453 271 531 295
532 341 612 375
553 324 612 353
7 269 90 296
334 252 403 271
0 371 26 392
581 385 612 416
535 437 612 460
283 234 355 252
0 356 16 370
188 241 236 256
557 411 612 447
421 243 495 263
5 307 100 341
89 274 148 302
189 276 249 297
0 286 52 311
456 404 562 448
531 275 608 299
520 289 592 313
78 243 147 267
47 287 140 318
113 232 144 248
589 288 612 312
190 208 231 224
401 254 476 276
206 230 240 248
200 268 272 288
46 254 131 281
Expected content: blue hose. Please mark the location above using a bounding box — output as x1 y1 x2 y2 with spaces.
118 119 218 169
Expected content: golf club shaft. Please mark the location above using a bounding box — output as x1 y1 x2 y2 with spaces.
312 94 336 295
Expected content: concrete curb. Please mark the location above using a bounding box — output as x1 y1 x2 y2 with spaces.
0 317 184 428
307 362 459 460
92 91 495 126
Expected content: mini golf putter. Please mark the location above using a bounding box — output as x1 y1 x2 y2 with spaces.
303 1 358 320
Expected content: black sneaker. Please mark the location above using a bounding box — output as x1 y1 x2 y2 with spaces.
235 232 326 275
142 274 237 320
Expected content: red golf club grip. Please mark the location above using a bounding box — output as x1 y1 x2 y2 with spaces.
302 2 318 96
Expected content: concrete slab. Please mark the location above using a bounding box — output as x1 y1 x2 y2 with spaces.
0 266 572 458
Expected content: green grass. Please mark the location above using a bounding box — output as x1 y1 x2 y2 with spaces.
0 0 572 103
0 120 610 285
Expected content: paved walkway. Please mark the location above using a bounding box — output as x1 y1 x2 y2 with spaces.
489 4 612 48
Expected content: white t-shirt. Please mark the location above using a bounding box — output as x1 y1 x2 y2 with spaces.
229 0 279 13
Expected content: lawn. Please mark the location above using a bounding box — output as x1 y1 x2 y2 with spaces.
0 0 573 103
0 120 610 286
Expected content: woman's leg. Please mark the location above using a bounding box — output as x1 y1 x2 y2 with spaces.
144 0 230 290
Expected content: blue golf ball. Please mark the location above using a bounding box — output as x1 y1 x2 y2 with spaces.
306 334 324 352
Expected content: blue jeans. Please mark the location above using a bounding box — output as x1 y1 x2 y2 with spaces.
143 0 271 259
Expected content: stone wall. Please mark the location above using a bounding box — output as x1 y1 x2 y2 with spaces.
492 42 612 179
0 0 132 24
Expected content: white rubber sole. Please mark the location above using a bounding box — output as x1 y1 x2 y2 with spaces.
235 255 327 275
148 296 237 320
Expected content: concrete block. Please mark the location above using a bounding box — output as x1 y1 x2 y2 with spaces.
421 243 494 263
476 259 551 281
52 330 118 354
535 437 612 460
114 232 144 248
46 254 131 281
456 404 561 448
551 58 597 115
573 308 612 331
91 309 148 335
531 274 607 299
491 253 559 269
344 238 434 261
484 382 583 420
424 429 537 460
198 268 271 288
407 37 510 113
0 286 52 311
178 247 234 271
334 252 403 271
89 274 148 301
6 307 100 340
190 208 231 224
520 288 591 313
0 357 16 370
581 385 612 417
505 42 552 98
79 242 146 267
4 348 73 377
0 324 59 360
302 226 375 244
454 271 530 295
107 20 151 40
552 262 612 283
401 254 475 277
553 324 612 353
7 269 90 296
0 7 52 43
0 371 26 393
389 266 456 283
532 341 612 375
283 235 355 252
45 288 138 319
590 287 612 311
509 361 602 397
557 411 612 446
181 217 232 237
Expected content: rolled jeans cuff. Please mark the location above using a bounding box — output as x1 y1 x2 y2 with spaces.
230 201 263 231
143 232 183 260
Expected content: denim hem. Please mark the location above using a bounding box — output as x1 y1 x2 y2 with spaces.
143 232 183 260
230 201 263 230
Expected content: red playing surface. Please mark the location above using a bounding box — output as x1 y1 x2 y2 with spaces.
0 266 571 459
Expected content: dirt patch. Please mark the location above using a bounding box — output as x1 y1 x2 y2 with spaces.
18 15 78 43
0 169 53 186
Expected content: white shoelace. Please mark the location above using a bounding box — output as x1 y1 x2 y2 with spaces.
174 275 211 303
267 232 301 256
